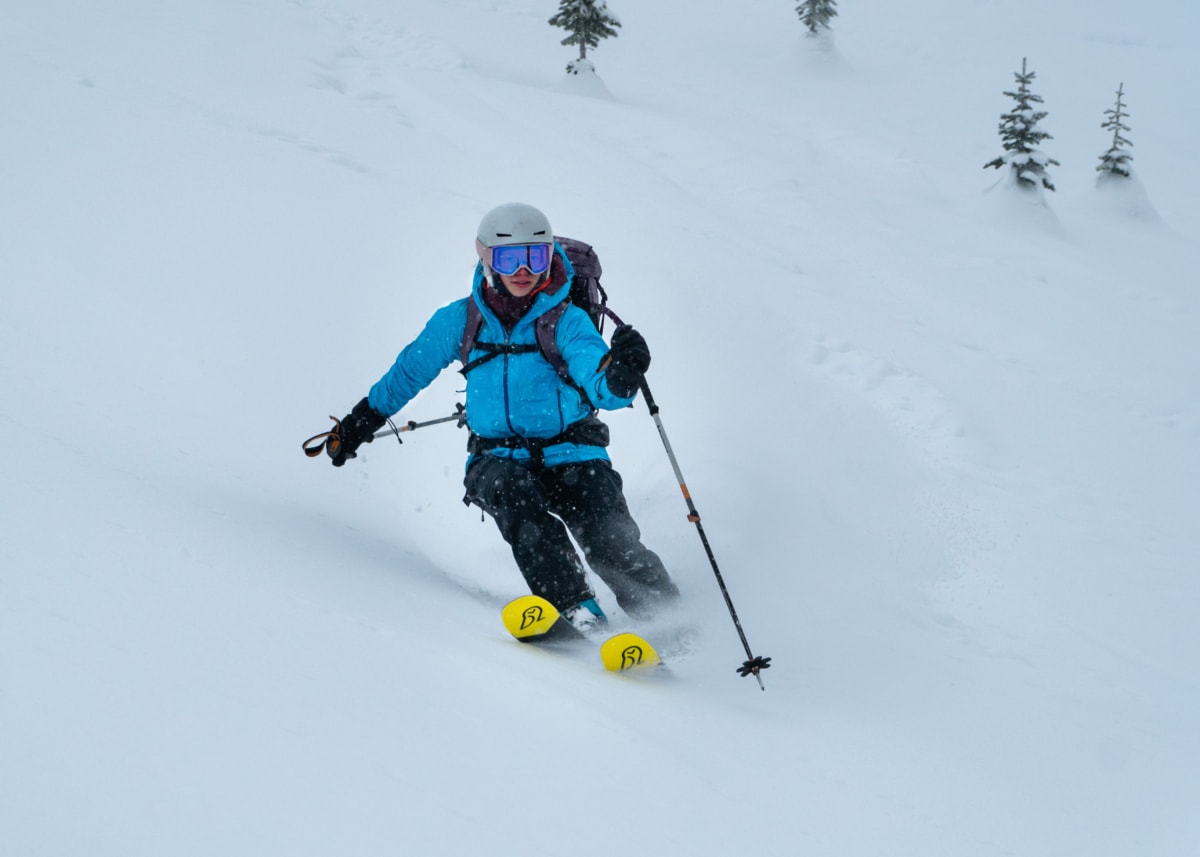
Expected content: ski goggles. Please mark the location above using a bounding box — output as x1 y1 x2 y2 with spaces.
488 242 553 276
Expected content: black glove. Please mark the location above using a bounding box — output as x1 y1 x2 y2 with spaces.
328 397 388 467
605 325 651 398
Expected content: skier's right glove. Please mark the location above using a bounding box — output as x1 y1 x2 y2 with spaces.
328 397 388 467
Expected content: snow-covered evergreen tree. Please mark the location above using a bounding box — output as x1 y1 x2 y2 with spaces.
1097 82 1134 178
984 58 1060 192
796 0 838 35
548 0 621 75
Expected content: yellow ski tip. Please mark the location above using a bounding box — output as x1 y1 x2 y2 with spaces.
600 632 661 672
501 595 562 640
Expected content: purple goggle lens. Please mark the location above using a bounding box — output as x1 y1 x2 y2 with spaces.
490 243 552 276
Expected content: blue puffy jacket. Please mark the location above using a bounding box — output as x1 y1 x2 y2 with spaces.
367 243 633 469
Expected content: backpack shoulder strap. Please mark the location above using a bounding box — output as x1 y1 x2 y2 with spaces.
459 297 484 367
536 302 595 409
534 302 570 380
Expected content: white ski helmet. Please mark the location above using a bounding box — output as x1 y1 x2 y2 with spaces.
475 203 553 272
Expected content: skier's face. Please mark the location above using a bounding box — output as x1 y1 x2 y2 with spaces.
498 268 541 297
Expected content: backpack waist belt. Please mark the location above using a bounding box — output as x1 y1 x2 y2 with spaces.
467 416 610 471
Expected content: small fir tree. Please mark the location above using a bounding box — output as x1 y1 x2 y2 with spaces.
984 58 1060 191
548 0 621 74
796 0 838 35
1097 82 1134 178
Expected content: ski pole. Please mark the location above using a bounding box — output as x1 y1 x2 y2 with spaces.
637 377 772 689
599 309 770 687
373 402 467 442
302 403 466 459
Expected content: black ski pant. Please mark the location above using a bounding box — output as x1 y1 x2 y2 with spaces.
463 455 679 618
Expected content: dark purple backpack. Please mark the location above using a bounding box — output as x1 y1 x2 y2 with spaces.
553 236 609 334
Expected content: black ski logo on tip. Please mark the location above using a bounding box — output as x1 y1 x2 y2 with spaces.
520 604 546 630
620 644 645 670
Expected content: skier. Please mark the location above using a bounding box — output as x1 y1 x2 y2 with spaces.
325 203 680 634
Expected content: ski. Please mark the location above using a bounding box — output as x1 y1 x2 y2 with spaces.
501 595 663 673
501 593 582 642
598 632 661 672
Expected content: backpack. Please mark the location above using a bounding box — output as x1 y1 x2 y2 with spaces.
553 236 609 333
458 236 614 406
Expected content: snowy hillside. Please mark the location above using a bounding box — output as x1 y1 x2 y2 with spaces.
3 1 1198 855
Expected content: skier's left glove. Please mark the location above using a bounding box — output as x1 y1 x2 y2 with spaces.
328 397 388 467
605 325 651 398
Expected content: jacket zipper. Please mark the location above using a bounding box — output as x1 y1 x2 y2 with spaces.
499 331 512 436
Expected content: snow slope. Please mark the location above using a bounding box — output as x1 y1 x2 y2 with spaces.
3 1 1198 855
